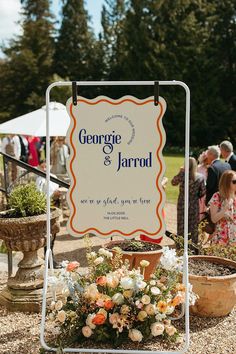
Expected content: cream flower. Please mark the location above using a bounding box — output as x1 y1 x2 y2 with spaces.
84 284 98 300
94 256 104 265
137 310 148 321
140 260 150 268
120 276 135 290
128 329 143 342
55 300 63 311
120 305 130 315
136 280 147 290
57 310 66 323
109 312 120 325
141 295 151 305
50 301 56 311
82 326 93 338
112 293 124 305
123 289 133 298
86 314 96 329
48 313 55 321
150 286 161 295
150 322 165 336
165 325 177 336
145 304 155 315
106 274 119 288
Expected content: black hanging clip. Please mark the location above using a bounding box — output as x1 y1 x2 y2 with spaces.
154 81 159 106
72 81 77 106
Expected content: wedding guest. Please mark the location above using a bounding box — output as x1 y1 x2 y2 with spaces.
220 140 236 171
205 145 231 205
197 150 208 220
27 136 40 167
171 157 206 246
1 134 21 181
19 135 29 163
209 170 236 245
50 137 69 175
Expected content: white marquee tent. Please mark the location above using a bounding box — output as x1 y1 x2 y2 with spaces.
0 102 70 137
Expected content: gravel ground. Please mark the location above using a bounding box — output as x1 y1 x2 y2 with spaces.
1 203 236 354
0 271 235 354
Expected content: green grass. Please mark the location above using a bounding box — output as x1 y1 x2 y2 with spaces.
164 154 184 204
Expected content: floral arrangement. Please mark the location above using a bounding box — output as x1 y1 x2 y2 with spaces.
47 246 195 349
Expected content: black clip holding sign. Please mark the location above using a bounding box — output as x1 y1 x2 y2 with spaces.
154 81 159 106
72 81 77 106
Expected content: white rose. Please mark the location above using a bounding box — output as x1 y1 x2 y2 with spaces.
98 248 106 255
94 256 104 265
82 326 93 338
112 293 124 305
55 300 63 311
86 314 96 329
57 310 66 323
150 286 161 295
165 325 177 336
136 280 147 290
150 322 165 336
128 329 143 342
150 280 156 286
141 295 150 305
120 276 135 290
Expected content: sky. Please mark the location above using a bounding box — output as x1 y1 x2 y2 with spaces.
0 0 104 56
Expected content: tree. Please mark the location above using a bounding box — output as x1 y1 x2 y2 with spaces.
54 0 95 82
0 0 55 121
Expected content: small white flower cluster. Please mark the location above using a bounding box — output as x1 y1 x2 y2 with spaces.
160 247 183 272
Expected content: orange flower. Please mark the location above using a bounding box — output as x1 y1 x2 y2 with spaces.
104 300 114 311
92 313 106 325
96 276 107 286
170 295 182 307
66 261 80 272
157 300 168 313
175 283 185 292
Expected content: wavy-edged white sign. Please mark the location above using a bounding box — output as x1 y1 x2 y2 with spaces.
66 96 166 238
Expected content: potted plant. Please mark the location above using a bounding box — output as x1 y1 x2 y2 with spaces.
105 239 163 280
188 255 236 317
0 182 61 312
44 246 194 351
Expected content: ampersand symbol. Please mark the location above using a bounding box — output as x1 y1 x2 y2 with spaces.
104 156 111 166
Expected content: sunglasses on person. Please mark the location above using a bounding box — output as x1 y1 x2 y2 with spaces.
232 180 236 184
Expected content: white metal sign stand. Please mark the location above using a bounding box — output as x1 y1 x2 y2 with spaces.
40 80 190 354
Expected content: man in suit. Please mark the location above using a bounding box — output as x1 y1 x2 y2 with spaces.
220 140 236 171
205 145 231 204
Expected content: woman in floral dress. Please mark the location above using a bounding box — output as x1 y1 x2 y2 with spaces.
171 157 206 246
209 170 236 245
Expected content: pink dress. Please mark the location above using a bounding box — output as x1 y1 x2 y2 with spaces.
27 137 40 166
209 192 236 245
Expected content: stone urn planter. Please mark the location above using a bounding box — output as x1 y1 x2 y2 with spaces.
105 240 163 280
0 208 61 312
189 255 236 317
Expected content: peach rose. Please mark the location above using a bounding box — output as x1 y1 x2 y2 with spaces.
92 313 106 325
104 299 114 310
96 276 107 286
66 261 80 272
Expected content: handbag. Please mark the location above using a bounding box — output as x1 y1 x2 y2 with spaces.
200 209 216 234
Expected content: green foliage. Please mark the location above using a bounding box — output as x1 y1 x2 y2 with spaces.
200 245 236 262
8 183 46 217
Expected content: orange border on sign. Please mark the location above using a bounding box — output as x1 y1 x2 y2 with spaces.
69 98 164 237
